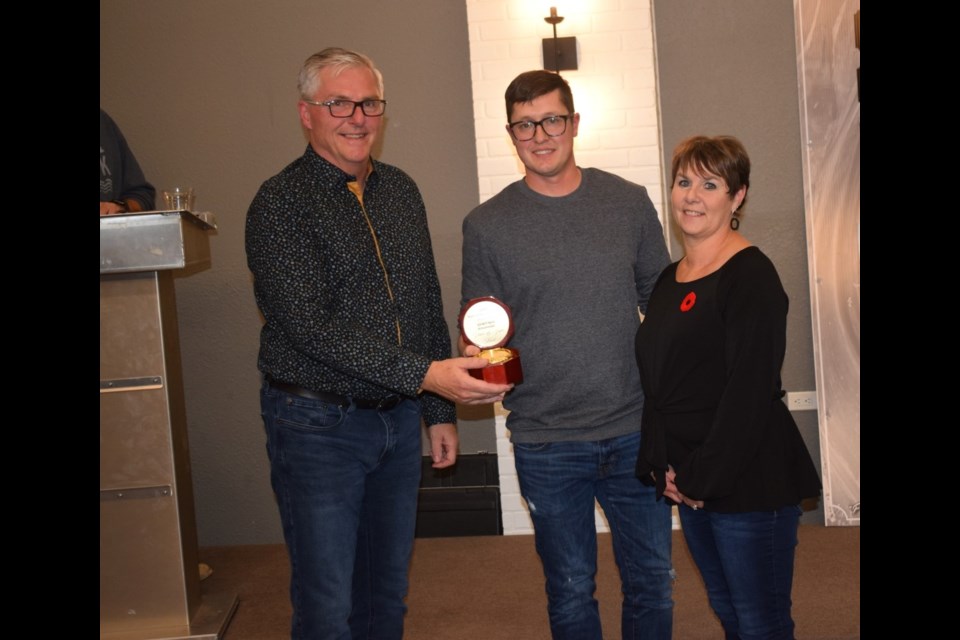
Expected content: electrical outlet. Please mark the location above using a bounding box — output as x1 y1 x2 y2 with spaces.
785 391 818 411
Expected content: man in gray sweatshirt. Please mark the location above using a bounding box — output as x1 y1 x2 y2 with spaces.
461 70 673 640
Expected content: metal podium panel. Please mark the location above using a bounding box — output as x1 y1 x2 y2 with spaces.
101 494 190 632
100 272 166 381
100 387 174 488
101 213 234 639
100 211 214 274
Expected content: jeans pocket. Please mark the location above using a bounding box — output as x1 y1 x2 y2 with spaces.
513 441 551 453
275 394 348 433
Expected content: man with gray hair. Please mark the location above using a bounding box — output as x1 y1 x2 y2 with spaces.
246 47 510 639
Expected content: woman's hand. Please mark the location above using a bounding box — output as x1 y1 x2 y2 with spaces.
663 466 684 503
664 466 705 510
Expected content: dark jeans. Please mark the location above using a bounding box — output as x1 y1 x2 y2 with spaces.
679 504 802 640
514 431 674 640
261 384 422 640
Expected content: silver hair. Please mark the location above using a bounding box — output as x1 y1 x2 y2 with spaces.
298 47 384 100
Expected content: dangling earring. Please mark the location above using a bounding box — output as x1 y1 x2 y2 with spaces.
730 216 740 230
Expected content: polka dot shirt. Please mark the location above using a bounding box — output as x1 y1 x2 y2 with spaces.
245 146 455 426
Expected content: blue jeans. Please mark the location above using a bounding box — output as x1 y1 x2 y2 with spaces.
260 384 422 640
679 504 802 640
514 431 674 640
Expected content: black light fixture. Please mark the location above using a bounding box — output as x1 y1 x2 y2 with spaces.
542 7 578 72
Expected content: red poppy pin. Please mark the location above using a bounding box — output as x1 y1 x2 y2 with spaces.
680 291 696 312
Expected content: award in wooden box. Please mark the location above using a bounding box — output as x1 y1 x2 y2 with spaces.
459 297 523 384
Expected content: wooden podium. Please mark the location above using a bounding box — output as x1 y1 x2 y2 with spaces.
100 211 237 639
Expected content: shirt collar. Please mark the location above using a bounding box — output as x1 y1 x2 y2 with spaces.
304 145 378 188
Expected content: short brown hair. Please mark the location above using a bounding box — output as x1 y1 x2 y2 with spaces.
504 71 574 121
671 136 750 215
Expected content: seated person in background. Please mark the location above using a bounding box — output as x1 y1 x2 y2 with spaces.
100 109 155 215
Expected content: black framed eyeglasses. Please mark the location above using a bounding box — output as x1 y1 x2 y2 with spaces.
303 98 387 118
508 114 574 141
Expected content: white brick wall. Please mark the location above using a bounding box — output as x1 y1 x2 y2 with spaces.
465 0 669 535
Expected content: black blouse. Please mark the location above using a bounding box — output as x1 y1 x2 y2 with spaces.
635 247 820 512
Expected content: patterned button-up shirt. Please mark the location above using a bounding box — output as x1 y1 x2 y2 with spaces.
246 146 455 426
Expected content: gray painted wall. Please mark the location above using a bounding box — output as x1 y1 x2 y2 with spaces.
101 0 827 546
653 0 823 523
100 0 493 546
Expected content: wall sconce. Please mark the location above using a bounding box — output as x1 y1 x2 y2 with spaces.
542 7 578 72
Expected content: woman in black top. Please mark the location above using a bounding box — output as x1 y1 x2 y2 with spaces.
635 136 820 640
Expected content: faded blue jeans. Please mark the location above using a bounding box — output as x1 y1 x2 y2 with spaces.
679 504 802 640
260 384 422 640
514 431 674 640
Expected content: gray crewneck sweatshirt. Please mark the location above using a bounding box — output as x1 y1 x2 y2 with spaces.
462 168 670 443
